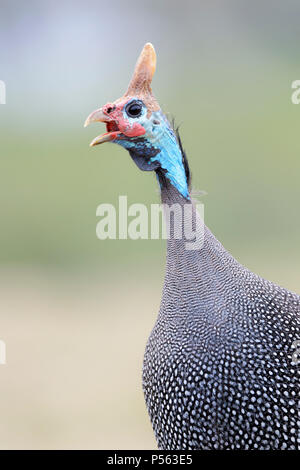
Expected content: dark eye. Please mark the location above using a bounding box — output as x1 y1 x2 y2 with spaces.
125 100 143 118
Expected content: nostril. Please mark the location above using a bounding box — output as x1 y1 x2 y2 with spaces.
105 105 115 114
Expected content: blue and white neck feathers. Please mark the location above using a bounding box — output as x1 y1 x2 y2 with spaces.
115 109 191 199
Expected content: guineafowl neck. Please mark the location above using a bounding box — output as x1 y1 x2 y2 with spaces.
159 181 242 320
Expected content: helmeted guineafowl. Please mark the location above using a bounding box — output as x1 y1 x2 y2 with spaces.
85 43 300 450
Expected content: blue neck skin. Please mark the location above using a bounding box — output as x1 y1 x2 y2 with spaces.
151 118 190 200
114 110 190 200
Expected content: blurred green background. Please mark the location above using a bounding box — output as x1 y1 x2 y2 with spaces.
0 0 299 449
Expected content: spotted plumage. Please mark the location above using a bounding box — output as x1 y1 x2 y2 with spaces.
143 181 299 450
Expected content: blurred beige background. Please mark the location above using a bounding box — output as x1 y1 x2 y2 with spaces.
0 0 299 449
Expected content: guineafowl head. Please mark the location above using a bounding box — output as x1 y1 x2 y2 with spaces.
84 43 190 199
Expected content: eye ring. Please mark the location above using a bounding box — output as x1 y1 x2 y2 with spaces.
125 100 143 118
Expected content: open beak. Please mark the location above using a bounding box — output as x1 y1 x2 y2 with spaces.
84 108 121 147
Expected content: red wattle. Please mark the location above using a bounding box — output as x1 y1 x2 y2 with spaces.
124 122 146 137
